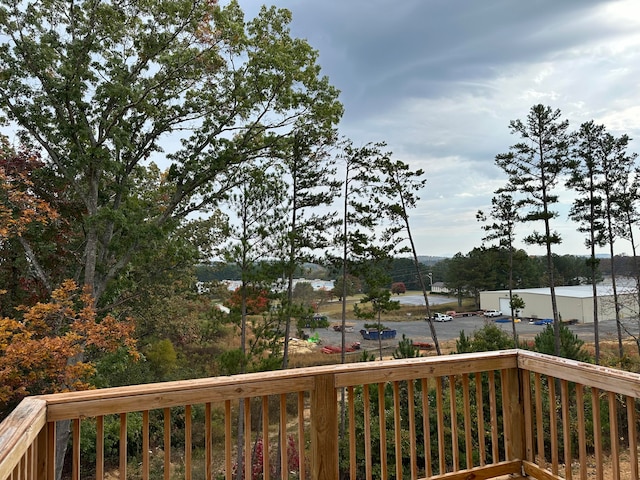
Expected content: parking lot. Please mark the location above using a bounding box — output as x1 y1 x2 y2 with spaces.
303 313 627 353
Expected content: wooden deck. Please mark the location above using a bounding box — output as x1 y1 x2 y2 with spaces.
1 349 639 479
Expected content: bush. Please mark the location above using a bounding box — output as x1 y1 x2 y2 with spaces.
533 323 592 362
455 324 515 353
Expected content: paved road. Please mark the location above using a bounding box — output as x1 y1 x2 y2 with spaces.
303 314 628 352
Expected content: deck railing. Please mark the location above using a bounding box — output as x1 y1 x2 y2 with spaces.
1 349 639 479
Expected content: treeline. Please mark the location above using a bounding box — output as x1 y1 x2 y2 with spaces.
197 250 606 293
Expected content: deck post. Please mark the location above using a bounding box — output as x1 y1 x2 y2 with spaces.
503 366 525 465
310 373 339 480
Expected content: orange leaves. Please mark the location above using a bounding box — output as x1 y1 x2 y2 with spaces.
0 281 138 413
0 161 59 240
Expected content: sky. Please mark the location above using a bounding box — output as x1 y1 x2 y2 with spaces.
234 0 640 258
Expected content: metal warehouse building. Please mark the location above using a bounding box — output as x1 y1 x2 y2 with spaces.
479 284 638 324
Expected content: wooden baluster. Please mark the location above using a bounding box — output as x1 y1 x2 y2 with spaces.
407 380 417 479
548 377 558 475
475 372 486 467
119 414 127 480
627 395 638 480
185 405 192 480
392 381 402 480
378 383 387 480
143 411 150 480
96 416 104 480
209 400 216 480
436 377 446 474
534 373 545 468
262 396 270 480
449 375 459 471
279 394 287 480
163 409 171 480
461 374 473 470
348 386 356 480
488 372 499 463
560 380 572 480
576 385 587 479
297 392 305 479
521 370 534 463
246 398 253 480
364 385 372 480
591 387 603 480
608 391 620 480
421 378 432 477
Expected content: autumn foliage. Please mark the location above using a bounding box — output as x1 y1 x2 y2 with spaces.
225 286 270 315
0 145 58 240
391 282 407 295
0 280 138 416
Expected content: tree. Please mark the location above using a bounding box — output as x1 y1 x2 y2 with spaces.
0 0 342 309
0 280 137 418
225 286 270 315
211 165 289 478
455 324 515 354
596 130 637 359
617 166 640 357
292 282 316 308
495 104 574 356
274 128 342 369
354 284 400 360
378 158 442 354
477 193 522 344
0 140 68 312
392 334 421 359
533 324 591 363
390 282 406 295
568 121 608 363
331 274 361 300
335 141 392 362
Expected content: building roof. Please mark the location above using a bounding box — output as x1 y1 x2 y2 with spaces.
490 284 633 299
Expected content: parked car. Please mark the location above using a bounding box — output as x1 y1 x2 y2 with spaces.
530 318 553 325
484 309 502 317
432 313 453 322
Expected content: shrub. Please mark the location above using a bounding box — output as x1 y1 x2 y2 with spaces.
455 324 515 353
533 323 592 362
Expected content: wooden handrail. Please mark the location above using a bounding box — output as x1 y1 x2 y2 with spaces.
3 349 640 480
0 397 47 479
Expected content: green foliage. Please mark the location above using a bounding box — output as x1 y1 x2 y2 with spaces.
195 263 242 282
392 334 421 359
331 274 361 299
292 281 316 307
0 0 341 310
145 339 178 379
80 413 144 470
357 350 377 362
92 348 151 388
455 324 515 354
510 294 525 311
533 323 592 362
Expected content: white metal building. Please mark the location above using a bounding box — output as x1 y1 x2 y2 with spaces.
479 284 638 324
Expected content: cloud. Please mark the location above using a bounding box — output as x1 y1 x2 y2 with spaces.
237 0 640 256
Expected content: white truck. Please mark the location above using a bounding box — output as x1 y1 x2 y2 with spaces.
431 313 453 322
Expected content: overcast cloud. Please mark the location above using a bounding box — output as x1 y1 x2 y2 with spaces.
238 0 640 257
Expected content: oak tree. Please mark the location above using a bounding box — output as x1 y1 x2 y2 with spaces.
0 0 341 309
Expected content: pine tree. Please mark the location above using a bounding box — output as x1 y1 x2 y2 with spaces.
495 105 574 356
